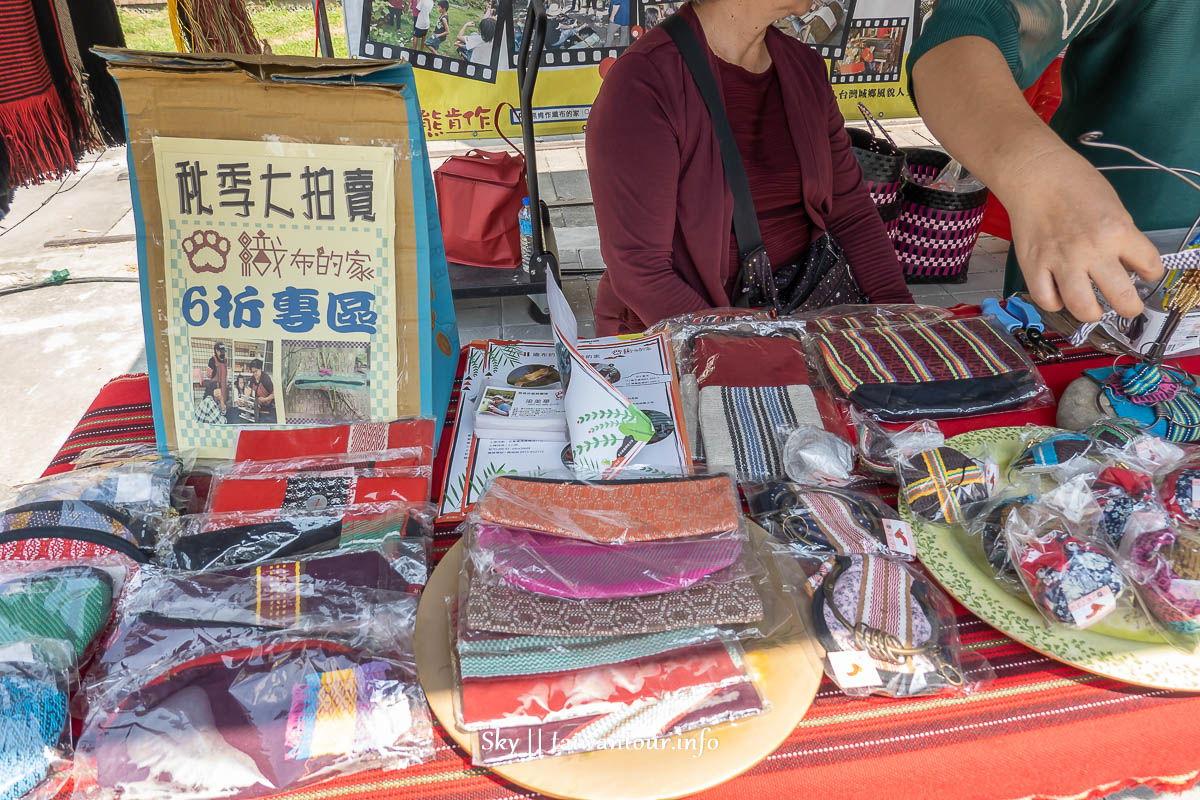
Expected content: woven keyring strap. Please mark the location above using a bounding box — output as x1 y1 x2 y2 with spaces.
823 557 964 686
780 488 886 554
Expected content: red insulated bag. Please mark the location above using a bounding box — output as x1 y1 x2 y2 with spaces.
434 105 528 268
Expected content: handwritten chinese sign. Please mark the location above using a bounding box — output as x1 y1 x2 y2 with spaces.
153 137 398 457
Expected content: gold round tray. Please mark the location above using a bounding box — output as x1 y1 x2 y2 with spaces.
415 526 823 800
905 426 1200 691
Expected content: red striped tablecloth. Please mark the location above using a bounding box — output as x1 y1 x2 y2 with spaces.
37 348 1200 800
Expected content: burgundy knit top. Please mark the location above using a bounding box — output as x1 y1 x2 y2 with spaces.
586 5 912 335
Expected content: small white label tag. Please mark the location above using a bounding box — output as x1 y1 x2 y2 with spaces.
882 519 916 557
116 472 153 504
1068 585 1116 629
828 650 883 689
1191 478 1200 506
983 462 999 494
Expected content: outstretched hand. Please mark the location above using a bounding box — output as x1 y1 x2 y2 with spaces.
1007 146 1164 322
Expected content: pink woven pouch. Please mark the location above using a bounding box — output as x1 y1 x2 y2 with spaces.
474 524 744 599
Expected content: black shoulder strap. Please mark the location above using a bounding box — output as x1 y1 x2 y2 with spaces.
662 13 763 261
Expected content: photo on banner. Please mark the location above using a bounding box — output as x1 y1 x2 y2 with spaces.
773 0 857 59
640 1 681 30
360 0 506 82
281 340 371 424
830 17 908 83
509 0 634 68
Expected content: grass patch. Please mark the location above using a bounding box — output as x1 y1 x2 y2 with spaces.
117 1 350 58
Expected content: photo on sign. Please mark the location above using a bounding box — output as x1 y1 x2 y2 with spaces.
510 0 632 67
191 337 277 426
830 18 907 83
773 0 857 59
360 0 504 83
282 340 371 424
640 1 682 29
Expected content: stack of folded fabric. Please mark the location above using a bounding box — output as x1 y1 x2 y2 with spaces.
0 562 119 800
75 550 433 799
452 475 771 765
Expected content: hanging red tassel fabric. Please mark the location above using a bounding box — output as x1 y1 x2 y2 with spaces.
0 0 77 186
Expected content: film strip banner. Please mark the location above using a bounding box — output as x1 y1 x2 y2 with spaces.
830 16 908 84
361 41 499 83
542 47 621 66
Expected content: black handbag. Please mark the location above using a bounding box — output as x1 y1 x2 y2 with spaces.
662 14 867 314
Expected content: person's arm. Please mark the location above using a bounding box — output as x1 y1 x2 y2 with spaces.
456 20 474 42
820 71 913 304
910 12 1162 321
586 52 711 324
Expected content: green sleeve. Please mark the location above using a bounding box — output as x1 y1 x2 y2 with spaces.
908 0 1118 94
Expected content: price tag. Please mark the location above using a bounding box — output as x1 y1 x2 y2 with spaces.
882 518 916 557
983 462 1000 494
1191 478 1200 506
828 650 883 689
1068 585 1116 629
115 473 153 504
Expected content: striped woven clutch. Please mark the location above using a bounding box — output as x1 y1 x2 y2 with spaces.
811 317 1042 420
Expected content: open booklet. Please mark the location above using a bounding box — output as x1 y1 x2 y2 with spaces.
437 275 692 522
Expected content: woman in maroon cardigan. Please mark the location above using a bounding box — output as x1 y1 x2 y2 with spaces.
587 1 912 335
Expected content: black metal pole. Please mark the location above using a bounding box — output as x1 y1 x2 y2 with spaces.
315 0 335 57
515 0 557 282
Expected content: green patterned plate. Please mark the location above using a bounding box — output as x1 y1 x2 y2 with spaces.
902 426 1200 691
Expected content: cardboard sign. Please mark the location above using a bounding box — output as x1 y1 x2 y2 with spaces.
99 50 458 458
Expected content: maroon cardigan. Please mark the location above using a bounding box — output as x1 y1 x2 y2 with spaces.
586 6 912 335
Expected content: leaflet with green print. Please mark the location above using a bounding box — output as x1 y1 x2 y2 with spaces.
439 333 693 520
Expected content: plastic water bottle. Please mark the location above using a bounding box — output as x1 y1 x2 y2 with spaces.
518 196 534 276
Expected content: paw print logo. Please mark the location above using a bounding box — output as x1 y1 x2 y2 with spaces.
182 230 231 274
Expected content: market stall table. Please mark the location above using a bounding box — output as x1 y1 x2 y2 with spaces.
36 327 1200 800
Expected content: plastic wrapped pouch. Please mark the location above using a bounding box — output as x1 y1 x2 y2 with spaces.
852 410 944 482
158 502 432 574
805 315 1053 421
810 554 991 697
222 447 428 477
473 474 743 544
86 561 420 705
233 419 436 468
1005 491 1134 631
75 635 433 800
791 303 953 333
1157 454 1200 531
1008 427 1101 478
6 456 182 519
465 521 760 600
207 470 431 514
470 676 764 766
776 425 854 486
0 659 71 800
1089 465 1170 549
453 632 753 732
0 562 121 670
460 558 767 639
966 492 1037 594
0 499 156 564
1119 517 1200 650
895 446 996 525
744 482 915 561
